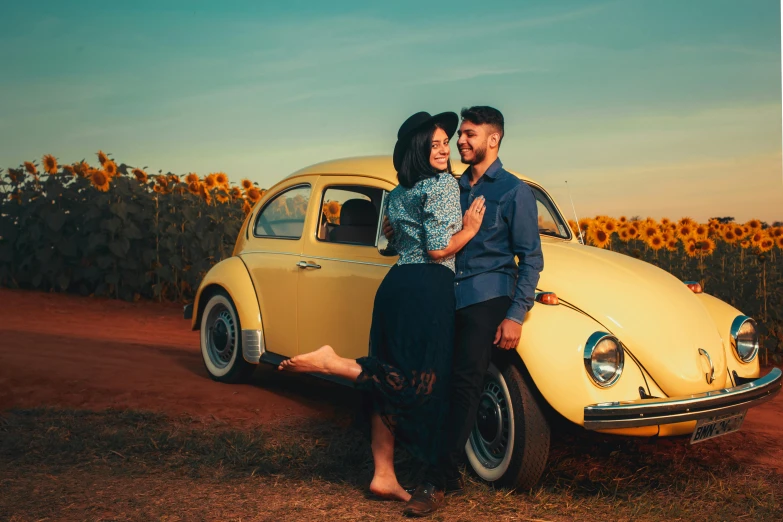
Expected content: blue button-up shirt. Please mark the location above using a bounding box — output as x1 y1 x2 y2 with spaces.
455 158 543 324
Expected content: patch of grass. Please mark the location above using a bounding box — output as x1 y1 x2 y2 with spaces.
1 408 781 521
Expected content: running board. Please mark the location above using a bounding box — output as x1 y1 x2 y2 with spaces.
259 351 354 387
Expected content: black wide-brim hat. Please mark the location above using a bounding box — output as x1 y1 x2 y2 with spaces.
393 111 459 172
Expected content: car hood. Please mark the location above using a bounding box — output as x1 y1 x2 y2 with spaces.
539 239 728 395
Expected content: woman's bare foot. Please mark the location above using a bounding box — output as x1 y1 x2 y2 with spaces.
369 477 411 502
278 345 338 374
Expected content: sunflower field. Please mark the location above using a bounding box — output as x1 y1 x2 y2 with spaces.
0 152 265 304
1 153 781 361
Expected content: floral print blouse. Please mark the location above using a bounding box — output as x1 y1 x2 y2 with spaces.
386 172 463 272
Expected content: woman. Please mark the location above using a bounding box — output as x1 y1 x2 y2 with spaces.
279 111 485 502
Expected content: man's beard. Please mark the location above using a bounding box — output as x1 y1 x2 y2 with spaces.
467 144 487 165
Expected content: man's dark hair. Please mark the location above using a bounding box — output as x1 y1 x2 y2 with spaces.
397 123 452 189
461 106 504 146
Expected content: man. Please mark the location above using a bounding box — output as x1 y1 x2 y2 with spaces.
400 106 544 516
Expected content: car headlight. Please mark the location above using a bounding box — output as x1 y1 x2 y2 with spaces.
583 332 624 387
730 316 759 363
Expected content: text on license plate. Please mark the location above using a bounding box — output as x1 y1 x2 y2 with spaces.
690 410 747 444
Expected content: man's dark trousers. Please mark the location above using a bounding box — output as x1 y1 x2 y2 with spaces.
426 295 512 487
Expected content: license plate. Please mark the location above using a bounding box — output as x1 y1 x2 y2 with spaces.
690 410 747 444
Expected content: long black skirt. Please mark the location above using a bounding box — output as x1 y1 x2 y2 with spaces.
356 263 455 465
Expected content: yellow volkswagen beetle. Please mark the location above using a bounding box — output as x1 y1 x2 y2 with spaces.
185 156 782 490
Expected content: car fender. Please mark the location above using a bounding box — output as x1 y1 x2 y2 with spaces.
515 301 664 427
191 256 263 333
695 293 760 382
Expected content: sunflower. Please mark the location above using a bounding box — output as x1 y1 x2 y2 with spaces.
694 224 708 238
7 168 20 182
740 239 750 249
567 219 579 235
770 227 783 239
89 169 110 192
777 236 783 250
618 228 631 242
626 226 639 239
199 183 212 204
215 190 230 204
661 231 671 242
104 160 118 178
97 150 109 166
168 173 181 184
697 238 716 256
188 180 201 196
685 242 699 258
24 161 38 176
750 231 764 246
722 229 737 244
327 200 341 215
185 173 199 184
732 225 745 239
156 175 169 190
590 227 610 249
132 168 148 183
758 237 774 253
742 225 750 236
746 219 762 231
660 217 670 226
677 223 694 241
618 216 628 224
678 217 695 228
153 185 163 193
63 165 75 176
641 225 658 240
73 161 89 177
666 239 678 252
246 187 262 203
202 173 216 189
242 200 253 215
604 219 618 234
42 154 58 174
230 186 242 201
648 234 664 251
214 172 229 187
241 178 253 190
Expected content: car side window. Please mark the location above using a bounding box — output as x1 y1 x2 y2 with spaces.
254 185 311 239
528 184 570 240
317 185 383 246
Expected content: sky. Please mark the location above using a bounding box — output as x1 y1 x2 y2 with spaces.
1 0 781 222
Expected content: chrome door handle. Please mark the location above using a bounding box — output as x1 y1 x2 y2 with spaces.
296 261 321 269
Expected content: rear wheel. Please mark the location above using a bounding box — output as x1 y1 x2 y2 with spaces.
200 291 255 383
465 360 550 490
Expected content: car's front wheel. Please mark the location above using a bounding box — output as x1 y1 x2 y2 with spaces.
465 360 550 490
200 290 255 384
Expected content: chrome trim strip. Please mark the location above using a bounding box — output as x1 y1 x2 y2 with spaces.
241 329 265 364
583 332 624 388
240 251 393 268
730 315 759 363
584 368 782 429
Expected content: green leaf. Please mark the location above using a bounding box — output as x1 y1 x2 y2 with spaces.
105 273 120 285
97 255 114 269
110 201 128 221
108 238 130 257
57 274 70 290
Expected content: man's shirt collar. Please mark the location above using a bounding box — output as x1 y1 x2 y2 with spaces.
459 158 503 188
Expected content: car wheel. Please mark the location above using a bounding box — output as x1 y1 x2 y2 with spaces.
465 360 550 490
200 290 255 384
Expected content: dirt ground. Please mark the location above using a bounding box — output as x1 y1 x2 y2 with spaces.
1 288 782 521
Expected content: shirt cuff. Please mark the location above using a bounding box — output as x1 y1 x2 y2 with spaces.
505 307 526 325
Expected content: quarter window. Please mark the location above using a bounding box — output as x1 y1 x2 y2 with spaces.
254 185 311 239
528 184 570 240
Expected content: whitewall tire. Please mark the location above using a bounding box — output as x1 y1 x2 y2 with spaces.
200 290 255 383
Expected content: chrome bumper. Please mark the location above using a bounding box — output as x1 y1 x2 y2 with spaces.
584 368 782 430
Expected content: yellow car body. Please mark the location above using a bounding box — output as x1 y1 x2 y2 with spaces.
188 156 781 487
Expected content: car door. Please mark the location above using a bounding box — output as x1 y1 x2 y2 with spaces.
240 179 315 358
297 176 398 360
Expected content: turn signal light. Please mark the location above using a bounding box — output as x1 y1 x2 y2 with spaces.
535 292 559 305
684 281 703 294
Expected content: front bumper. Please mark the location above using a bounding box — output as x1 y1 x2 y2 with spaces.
584 368 782 430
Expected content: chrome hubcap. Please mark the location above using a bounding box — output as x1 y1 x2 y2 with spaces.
469 375 510 469
207 306 236 369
